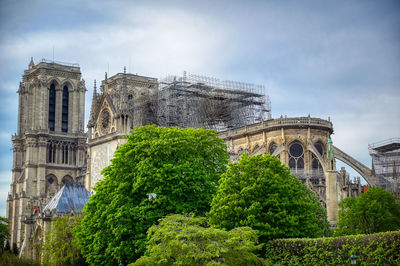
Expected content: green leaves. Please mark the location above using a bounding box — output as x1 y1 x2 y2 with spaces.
75 126 229 265
336 186 400 236
266 231 400 265
0 216 9 252
42 215 86 265
132 214 265 265
208 153 330 248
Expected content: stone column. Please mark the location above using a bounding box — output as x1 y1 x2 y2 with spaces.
79 90 85 132
85 145 91 190
41 83 49 131
118 117 122 134
33 86 38 130
10 198 18 247
69 89 76 133
36 138 47 196
325 170 338 224
326 138 338 224
23 221 33 259
16 198 28 250
27 88 34 130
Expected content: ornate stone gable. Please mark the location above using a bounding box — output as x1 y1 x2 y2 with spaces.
95 97 116 137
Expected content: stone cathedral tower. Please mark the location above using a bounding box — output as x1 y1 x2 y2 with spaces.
6 59 87 251
86 69 157 190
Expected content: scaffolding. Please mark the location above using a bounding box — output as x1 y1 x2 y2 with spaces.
369 138 400 194
156 72 271 131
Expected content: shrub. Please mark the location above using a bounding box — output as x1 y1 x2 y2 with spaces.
336 186 400 236
208 153 330 250
132 214 266 265
0 251 40 266
266 230 400 265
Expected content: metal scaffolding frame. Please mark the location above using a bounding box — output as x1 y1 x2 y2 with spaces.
155 72 271 131
369 138 400 194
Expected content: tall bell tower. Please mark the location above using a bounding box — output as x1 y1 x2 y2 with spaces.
6 58 87 252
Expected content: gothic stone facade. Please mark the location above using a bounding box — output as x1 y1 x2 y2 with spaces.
86 71 157 190
7 59 86 252
218 117 343 223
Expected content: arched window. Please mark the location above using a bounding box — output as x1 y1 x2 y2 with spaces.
48 84 56 131
288 141 304 173
62 175 73 186
268 142 280 159
312 142 324 171
62 86 69 132
47 142 56 163
252 144 259 154
61 145 64 164
269 143 277 154
46 174 58 196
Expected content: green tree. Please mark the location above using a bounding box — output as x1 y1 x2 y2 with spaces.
0 217 9 253
42 215 86 265
75 126 229 265
132 214 265 265
335 186 400 236
208 153 330 248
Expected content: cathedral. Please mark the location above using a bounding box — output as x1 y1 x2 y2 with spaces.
7 58 371 258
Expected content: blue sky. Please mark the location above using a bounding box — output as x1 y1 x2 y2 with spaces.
0 0 399 216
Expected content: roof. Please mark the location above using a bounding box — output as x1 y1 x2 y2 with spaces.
369 138 400 153
42 183 91 214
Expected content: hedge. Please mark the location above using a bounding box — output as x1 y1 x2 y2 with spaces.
266 230 400 265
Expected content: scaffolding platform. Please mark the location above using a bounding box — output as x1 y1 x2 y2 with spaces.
369 138 400 194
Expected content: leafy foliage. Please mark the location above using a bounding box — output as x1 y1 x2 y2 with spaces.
75 126 229 265
266 230 400 265
0 251 41 266
43 215 86 265
208 153 330 248
335 186 400 236
0 216 9 253
132 214 266 265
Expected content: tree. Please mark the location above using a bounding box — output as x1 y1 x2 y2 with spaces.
132 214 265 265
42 215 87 265
335 186 400 236
75 126 229 265
208 153 330 248
0 217 9 253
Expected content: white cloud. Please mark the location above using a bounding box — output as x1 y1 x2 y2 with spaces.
0 6 232 78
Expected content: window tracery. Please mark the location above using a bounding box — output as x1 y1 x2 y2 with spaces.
62 85 69 132
288 141 304 172
312 142 324 171
48 84 56 131
268 142 280 159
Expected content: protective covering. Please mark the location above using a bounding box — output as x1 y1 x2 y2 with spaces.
42 183 91 214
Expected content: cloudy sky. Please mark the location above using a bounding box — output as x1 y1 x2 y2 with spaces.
0 0 399 216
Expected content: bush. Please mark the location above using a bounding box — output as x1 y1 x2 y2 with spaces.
336 186 400 236
132 214 266 265
44 215 87 265
208 153 330 250
266 230 400 265
0 216 9 253
0 251 40 266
